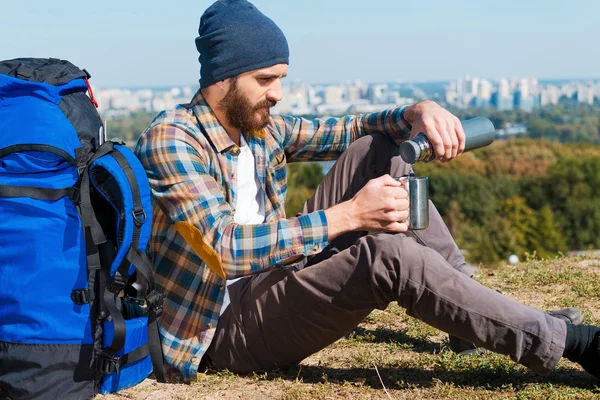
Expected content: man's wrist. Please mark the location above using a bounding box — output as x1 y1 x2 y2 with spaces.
324 201 356 240
402 104 415 126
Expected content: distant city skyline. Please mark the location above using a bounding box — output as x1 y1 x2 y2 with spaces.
96 75 599 119
4 0 599 87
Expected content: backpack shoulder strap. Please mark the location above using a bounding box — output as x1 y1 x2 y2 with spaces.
88 142 165 381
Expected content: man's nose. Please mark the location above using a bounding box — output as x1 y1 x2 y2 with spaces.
266 80 282 102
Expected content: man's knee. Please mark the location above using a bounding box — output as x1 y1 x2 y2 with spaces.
348 233 430 307
358 233 426 271
344 134 398 162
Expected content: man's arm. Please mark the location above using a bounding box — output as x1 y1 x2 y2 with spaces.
270 106 411 162
272 100 466 163
136 121 330 280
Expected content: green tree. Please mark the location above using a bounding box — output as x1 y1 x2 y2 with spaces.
460 215 519 265
104 111 156 142
535 205 567 258
285 162 324 216
500 196 539 257
548 156 600 250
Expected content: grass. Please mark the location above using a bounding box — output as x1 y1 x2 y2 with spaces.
97 255 600 399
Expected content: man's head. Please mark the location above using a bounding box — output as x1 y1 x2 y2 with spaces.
196 0 289 132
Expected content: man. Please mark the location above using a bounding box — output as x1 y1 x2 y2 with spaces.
135 0 600 383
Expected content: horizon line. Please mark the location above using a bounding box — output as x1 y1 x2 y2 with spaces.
95 76 600 90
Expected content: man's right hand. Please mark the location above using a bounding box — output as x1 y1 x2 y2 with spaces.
403 100 466 162
325 175 409 240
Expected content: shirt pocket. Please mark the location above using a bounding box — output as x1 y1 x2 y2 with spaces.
266 148 287 198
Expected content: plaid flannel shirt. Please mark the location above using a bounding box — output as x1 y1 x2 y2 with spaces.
134 90 411 380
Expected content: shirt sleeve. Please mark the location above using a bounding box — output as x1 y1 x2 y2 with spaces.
270 105 412 162
136 121 329 280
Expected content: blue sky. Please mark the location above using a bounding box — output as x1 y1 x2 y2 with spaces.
2 0 599 87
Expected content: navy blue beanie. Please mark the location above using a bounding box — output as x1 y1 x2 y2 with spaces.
196 0 289 88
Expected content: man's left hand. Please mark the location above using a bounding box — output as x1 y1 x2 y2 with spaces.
403 100 466 162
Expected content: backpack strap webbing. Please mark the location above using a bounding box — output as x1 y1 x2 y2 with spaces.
0 185 79 202
125 247 166 382
77 141 115 378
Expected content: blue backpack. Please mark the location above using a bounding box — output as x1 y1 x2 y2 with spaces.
0 58 165 399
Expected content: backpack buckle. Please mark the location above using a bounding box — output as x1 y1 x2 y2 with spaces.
108 272 128 293
96 353 121 375
108 138 126 146
132 208 147 225
71 288 91 305
147 291 165 319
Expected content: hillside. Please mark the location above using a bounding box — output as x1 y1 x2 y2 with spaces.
98 255 600 400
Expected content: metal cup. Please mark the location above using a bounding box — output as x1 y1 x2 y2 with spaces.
394 175 429 230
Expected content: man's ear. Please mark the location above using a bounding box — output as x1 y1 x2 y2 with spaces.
216 80 227 91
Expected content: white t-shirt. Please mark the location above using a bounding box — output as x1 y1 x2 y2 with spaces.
220 135 265 315
232 136 265 225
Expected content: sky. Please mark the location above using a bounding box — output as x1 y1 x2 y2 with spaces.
2 0 599 88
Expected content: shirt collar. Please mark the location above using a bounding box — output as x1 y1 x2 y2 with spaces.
190 89 236 154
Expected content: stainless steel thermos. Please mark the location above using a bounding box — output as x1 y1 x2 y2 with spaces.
399 116 496 164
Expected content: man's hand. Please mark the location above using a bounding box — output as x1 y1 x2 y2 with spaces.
325 175 409 240
403 100 466 162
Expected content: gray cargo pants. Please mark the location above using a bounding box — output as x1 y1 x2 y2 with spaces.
204 134 566 374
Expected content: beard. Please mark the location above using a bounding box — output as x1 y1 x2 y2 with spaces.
219 80 277 133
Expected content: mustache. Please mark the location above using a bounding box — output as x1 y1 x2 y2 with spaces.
255 99 277 110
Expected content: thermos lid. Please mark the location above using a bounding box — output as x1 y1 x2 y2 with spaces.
400 140 421 164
